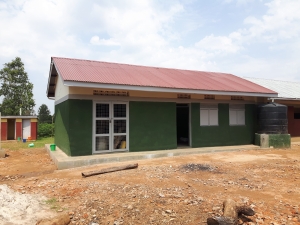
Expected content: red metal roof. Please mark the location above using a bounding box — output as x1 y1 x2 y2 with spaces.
51 57 277 95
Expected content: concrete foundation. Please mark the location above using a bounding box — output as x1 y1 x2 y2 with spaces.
45 144 260 170
255 133 291 149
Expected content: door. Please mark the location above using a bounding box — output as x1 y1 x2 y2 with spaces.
93 102 128 153
7 119 16 140
176 104 190 147
22 119 31 139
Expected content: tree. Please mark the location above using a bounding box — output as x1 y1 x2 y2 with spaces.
0 57 35 115
38 104 52 124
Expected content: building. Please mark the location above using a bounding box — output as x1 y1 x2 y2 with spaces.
47 57 277 156
244 78 300 137
1 116 38 141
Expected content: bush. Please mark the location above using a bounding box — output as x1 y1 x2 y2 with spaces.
38 123 54 138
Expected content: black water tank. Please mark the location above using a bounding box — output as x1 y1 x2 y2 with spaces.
257 103 288 134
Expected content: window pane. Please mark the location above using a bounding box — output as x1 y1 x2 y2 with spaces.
96 120 109 134
114 104 126 117
96 104 109 118
114 135 126 149
114 120 126 133
95 136 109 151
229 110 237 125
200 109 209 126
237 110 245 125
229 104 245 110
209 109 218 126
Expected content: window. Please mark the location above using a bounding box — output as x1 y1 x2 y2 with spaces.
294 108 300 119
229 104 245 125
200 104 218 126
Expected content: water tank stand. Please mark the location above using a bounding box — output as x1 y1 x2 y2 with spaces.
255 133 291 149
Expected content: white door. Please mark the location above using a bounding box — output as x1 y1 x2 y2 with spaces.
22 119 31 139
93 102 128 153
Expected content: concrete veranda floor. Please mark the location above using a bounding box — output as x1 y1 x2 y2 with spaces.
45 144 262 170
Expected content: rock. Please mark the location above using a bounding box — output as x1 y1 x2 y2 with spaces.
36 212 70 225
212 206 221 211
159 193 165 198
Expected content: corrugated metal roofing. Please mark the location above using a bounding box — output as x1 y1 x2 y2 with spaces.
244 77 300 99
51 57 276 95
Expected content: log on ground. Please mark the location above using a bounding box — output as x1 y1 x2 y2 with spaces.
207 198 255 225
82 163 138 177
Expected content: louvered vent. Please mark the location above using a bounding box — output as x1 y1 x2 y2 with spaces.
93 90 129 96
204 95 215 100
177 94 191 99
231 96 244 100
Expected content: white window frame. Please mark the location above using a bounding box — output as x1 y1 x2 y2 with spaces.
200 104 218 126
93 101 129 154
229 104 245 126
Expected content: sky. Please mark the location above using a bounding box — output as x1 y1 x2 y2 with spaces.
0 0 299 114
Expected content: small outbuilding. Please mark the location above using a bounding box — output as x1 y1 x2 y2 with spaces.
47 57 277 156
1 116 38 141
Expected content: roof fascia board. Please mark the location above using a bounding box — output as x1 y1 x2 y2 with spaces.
63 80 278 98
270 97 300 101
46 62 54 97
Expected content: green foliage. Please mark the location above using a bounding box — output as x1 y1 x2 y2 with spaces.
38 104 52 123
45 198 66 211
0 57 35 115
38 123 54 138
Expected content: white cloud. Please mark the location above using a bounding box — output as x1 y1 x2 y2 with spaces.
223 0 255 6
195 34 242 55
90 36 120 46
243 0 300 40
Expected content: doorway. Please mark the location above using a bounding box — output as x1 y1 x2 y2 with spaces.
7 119 15 140
176 104 190 147
93 102 129 153
22 119 31 139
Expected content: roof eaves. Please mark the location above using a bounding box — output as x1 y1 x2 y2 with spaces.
64 80 278 98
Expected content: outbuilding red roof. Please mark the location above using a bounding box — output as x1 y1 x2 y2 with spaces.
49 57 277 96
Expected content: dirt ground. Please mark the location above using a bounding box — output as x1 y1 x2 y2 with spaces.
1 143 300 225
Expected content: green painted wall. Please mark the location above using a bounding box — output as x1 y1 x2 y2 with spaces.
191 103 256 147
55 99 93 156
269 134 291 148
55 100 70 155
254 133 261 146
129 101 177 151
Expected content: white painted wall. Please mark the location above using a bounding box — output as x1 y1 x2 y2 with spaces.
55 75 69 102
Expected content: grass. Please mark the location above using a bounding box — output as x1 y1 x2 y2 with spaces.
45 197 66 211
1 136 54 150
